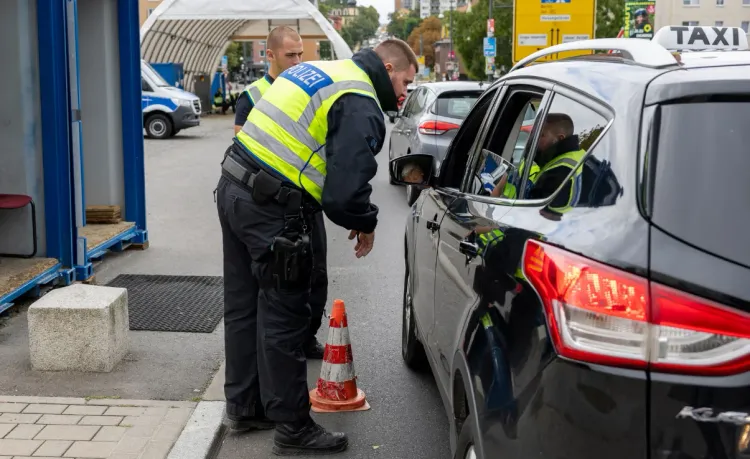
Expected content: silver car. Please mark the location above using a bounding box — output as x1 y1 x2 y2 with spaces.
389 81 486 205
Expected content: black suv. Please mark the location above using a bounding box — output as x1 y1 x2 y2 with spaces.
389 26 750 459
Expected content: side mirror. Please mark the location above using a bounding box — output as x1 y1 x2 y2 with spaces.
389 154 436 187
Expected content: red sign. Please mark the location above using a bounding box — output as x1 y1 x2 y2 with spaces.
448 50 456 60
487 18 495 35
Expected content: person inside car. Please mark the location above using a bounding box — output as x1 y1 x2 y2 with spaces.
401 162 425 184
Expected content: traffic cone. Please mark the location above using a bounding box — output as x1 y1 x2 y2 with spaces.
309 299 370 413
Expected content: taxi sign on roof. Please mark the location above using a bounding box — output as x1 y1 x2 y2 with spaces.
653 26 749 52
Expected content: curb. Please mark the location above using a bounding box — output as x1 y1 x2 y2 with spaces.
168 401 226 459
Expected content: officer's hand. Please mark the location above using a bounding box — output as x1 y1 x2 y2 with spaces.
349 230 374 258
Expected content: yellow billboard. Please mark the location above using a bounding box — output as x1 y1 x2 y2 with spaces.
512 0 597 64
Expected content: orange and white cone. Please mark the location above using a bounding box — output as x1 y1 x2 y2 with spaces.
309 299 370 413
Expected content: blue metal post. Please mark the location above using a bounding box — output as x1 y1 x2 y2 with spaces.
37 0 75 270
118 0 148 244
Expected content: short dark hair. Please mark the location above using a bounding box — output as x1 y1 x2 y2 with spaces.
374 39 419 73
544 113 575 137
267 26 301 51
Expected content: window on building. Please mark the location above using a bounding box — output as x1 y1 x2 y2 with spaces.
715 20 724 26
742 21 750 32
682 0 699 5
682 21 699 26
716 0 724 5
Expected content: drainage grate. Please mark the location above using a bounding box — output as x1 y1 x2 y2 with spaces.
106 274 223 333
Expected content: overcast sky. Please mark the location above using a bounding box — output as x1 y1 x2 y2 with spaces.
358 0 392 23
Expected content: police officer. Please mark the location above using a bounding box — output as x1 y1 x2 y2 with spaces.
232 27 327 359
216 39 417 455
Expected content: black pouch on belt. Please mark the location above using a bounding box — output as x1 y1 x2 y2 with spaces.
251 169 282 205
270 233 312 291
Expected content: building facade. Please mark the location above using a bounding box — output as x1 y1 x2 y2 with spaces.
655 0 750 34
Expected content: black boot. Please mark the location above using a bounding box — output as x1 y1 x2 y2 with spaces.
223 412 275 432
304 338 325 360
273 418 348 456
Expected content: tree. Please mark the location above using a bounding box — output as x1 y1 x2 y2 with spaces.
225 42 244 73
596 0 625 38
340 6 380 48
452 0 512 80
407 16 442 67
387 9 422 41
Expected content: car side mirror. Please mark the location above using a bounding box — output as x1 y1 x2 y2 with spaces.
389 154 436 187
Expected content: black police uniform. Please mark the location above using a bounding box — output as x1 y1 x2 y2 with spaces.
216 49 398 454
234 75 328 358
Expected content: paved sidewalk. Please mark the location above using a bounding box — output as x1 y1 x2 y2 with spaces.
0 396 196 459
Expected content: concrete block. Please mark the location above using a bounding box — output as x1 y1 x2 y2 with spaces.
28 284 129 373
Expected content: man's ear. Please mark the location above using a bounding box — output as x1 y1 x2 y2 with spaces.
384 62 393 74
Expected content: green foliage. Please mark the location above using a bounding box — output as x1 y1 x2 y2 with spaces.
341 6 380 47
596 0 625 38
225 42 244 73
387 9 423 41
407 16 442 67
452 0 512 80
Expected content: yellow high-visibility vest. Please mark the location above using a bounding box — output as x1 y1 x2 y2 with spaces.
243 76 273 106
236 60 380 203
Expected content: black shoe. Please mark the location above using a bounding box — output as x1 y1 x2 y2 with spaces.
273 419 348 456
304 339 325 360
223 413 275 432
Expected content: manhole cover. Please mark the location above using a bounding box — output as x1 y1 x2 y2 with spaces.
106 274 223 333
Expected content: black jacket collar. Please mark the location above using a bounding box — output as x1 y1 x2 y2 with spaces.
352 49 398 113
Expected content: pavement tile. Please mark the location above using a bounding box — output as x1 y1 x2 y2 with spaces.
22 405 68 415
139 441 174 459
63 440 117 458
108 455 139 459
120 425 153 437
12 457 62 459
91 426 127 442
162 408 193 425
120 415 162 427
33 440 74 456
78 416 123 426
6 423 44 439
37 415 83 425
0 438 42 455
152 423 184 444
0 402 27 413
85 400 196 408
0 413 42 424
0 397 86 405
62 406 106 416
112 436 149 454
101 407 144 417
35 425 100 441
0 456 9 459
0 423 15 437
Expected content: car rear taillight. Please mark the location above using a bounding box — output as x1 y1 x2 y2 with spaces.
522 240 750 377
418 120 460 135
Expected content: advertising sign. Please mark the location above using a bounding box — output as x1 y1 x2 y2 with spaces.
624 1 656 39
484 37 497 57
513 0 597 64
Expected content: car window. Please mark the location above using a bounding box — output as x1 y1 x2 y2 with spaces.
410 87 430 117
141 77 153 93
433 91 482 120
512 92 610 215
465 87 545 196
401 89 419 117
651 98 750 266
438 87 499 189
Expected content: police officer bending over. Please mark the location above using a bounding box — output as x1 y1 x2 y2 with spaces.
216 39 417 455
233 27 328 359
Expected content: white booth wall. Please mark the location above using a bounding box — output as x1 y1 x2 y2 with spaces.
77 0 125 211
0 0 47 256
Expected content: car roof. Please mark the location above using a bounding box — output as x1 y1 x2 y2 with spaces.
418 81 488 93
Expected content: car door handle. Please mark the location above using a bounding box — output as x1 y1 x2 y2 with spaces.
459 241 479 257
426 220 440 232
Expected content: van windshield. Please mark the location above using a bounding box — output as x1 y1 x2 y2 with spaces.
142 62 171 88
652 99 750 267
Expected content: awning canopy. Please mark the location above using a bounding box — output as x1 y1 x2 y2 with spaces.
140 0 352 91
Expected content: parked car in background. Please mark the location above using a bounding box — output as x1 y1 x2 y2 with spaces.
389 81 486 205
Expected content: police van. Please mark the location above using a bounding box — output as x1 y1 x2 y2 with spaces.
141 60 201 139
388 25 750 459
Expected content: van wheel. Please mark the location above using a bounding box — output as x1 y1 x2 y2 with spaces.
402 267 427 370
145 114 173 139
454 420 477 459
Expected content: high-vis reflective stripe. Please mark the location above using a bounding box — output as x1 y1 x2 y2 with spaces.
299 80 380 127
236 60 378 203
503 159 541 199
243 77 272 105
541 149 585 214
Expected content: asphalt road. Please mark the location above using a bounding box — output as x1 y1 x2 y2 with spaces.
211 116 452 459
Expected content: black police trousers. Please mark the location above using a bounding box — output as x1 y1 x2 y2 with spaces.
216 175 327 422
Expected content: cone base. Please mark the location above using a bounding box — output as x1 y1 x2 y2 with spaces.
309 388 370 413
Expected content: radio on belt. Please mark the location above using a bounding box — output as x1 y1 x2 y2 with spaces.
652 25 750 52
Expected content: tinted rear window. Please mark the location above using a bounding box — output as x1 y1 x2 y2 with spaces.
652 100 750 267
434 91 481 120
